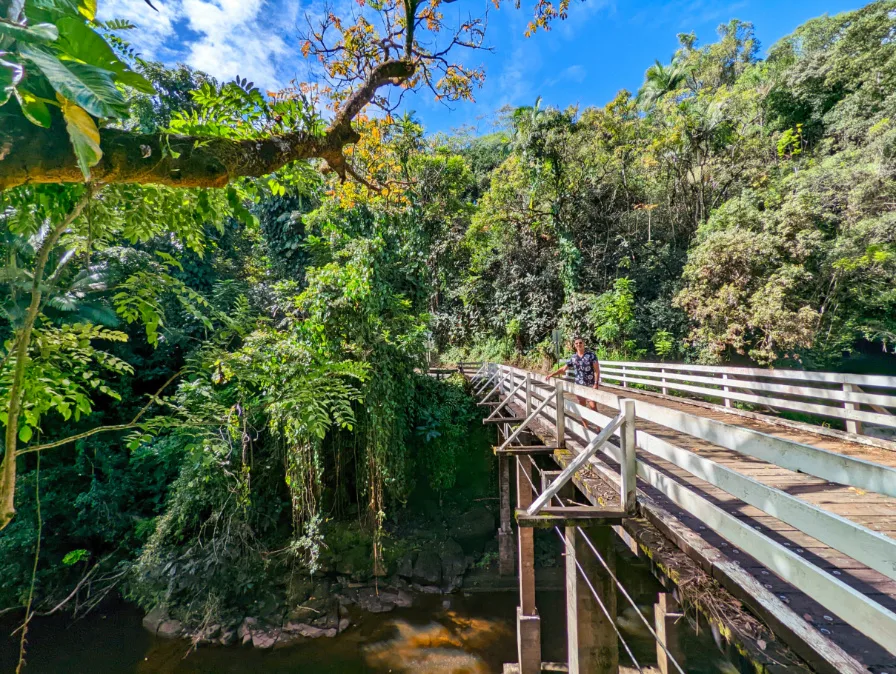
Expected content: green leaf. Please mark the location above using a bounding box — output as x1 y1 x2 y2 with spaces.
20 43 127 118
56 17 154 94
18 424 33 443
57 93 102 178
15 86 50 126
0 55 24 106
62 549 88 565
78 0 96 20
0 20 59 44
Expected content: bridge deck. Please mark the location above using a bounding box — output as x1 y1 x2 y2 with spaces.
471 364 896 673
596 385 896 672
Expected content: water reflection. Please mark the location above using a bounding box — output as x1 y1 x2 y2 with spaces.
363 610 511 673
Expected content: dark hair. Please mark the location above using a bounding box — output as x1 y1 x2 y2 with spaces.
572 336 585 343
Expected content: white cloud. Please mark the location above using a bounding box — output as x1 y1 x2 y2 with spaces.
99 0 183 60
100 0 309 91
181 0 293 90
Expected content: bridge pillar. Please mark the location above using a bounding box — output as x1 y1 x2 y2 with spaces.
655 592 686 674
565 525 618 674
498 453 515 575
517 456 541 674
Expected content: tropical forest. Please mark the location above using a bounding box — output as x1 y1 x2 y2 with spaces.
1 0 895 672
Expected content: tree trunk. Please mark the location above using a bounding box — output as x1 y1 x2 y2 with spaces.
0 196 88 530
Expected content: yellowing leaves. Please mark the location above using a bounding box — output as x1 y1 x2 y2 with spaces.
57 93 102 180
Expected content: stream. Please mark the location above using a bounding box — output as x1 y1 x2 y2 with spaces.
1 539 745 673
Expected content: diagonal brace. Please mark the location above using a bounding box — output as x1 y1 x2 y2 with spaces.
496 394 554 451
475 369 500 396
486 377 527 421
527 412 624 516
479 372 506 403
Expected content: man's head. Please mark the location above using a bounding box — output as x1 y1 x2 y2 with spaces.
572 337 586 354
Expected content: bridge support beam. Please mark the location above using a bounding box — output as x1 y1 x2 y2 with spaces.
498 453 515 576
565 525 618 674
655 592 685 674
517 456 541 674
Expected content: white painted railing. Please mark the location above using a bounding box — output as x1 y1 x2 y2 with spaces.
597 360 896 435
469 363 896 657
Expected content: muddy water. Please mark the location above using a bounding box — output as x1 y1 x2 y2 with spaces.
2 546 744 673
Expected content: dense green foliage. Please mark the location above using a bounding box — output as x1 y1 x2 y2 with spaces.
1 0 895 637
441 4 896 368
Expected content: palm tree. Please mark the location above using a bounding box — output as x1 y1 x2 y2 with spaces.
636 59 689 110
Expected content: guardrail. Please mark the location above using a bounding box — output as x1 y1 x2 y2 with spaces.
595 360 896 436
470 363 896 659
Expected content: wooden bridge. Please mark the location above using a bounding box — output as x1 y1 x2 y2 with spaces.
459 361 896 674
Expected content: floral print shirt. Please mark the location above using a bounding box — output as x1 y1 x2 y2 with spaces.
567 351 599 386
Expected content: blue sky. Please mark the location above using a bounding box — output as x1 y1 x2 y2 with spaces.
101 0 861 135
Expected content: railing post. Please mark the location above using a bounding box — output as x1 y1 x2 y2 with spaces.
722 373 732 408
516 456 542 674
844 383 864 435
525 372 532 416
661 367 668 396
555 379 566 449
620 398 637 515
622 364 628 387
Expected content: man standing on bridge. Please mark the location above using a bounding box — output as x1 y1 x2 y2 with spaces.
548 337 600 416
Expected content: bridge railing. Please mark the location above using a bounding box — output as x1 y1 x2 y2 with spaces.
595 360 896 436
471 363 896 659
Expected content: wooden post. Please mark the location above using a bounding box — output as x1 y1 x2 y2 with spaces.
566 525 618 674
844 383 864 435
517 456 541 674
655 592 685 674
498 453 515 576
555 379 566 449
619 399 637 515
661 367 668 396
622 364 628 387
525 372 532 416
722 374 732 408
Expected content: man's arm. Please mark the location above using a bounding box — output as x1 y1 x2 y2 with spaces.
548 364 568 378
592 359 601 388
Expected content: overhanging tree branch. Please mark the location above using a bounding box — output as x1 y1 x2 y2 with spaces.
0 58 416 191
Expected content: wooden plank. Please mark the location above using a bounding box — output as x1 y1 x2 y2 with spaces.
484 416 527 425
637 459 896 655
515 508 625 528
494 445 558 455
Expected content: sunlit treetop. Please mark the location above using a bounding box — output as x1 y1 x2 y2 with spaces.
0 0 575 191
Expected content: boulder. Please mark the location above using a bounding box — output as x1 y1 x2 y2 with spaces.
393 590 413 608
219 629 237 646
252 629 279 649
238 617 258 645
412 550 442 586
440 539 467 591
285 622 336 638
396 552 417 579
196 624 221 643
338 617 351 633
142 606 167 635
157 619 184 639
